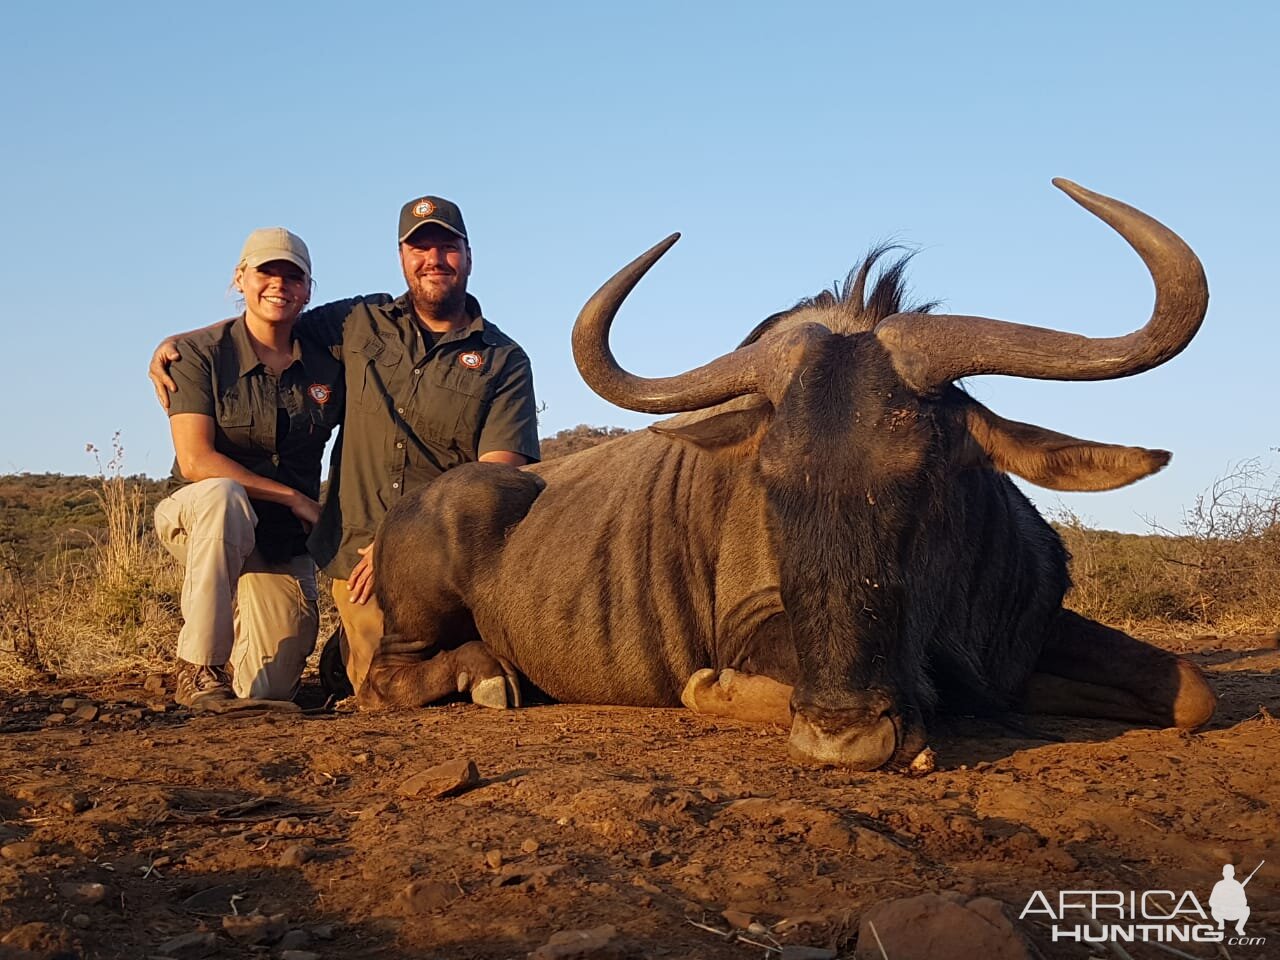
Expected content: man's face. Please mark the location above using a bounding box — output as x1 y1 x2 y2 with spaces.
400 224 471 317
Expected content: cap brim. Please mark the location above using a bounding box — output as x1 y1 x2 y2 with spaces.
399 219 467 243
242 250 311 278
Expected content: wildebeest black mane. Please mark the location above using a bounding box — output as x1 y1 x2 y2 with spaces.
738 243 939 348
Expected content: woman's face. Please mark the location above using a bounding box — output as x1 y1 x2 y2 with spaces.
236 260 310 324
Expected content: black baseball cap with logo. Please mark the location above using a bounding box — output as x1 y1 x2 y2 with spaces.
398 195 468 243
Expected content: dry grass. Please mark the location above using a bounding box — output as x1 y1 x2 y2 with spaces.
1058 459 1280 639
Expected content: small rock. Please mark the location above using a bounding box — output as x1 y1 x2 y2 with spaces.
45 712 68 726
61 698 84 712
56 881 110 906
521 838 541 854
277 929 311 951
147 700 169 713
393 880 458 913
279 844 314 868
397 759 480 799
1 841 42 862
280 952 321 960
856 893 1030 960
70 913 92 930
722 909 753 930
357 801 391 821
222 911 287 945
144 674 168 695
156 930 218 956
308 923 336 941
484 848 503 869
528 924 624 959
637 849 665 868
352 752 371 764
59 793 91 814
71 704 100 723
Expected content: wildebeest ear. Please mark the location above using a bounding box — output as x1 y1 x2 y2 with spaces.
649 397 773 450
962 402 1170 492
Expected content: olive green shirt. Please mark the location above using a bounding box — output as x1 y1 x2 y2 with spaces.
166 316 345 560
299 293 540 579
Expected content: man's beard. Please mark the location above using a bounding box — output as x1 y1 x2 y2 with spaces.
409 276 468 319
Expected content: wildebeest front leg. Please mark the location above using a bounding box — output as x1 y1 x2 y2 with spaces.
358 640 520 711
1021 610 1216 729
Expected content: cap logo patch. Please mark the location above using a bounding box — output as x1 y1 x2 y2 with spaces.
308 383 333 405
412 199 436 219
458 351 485 371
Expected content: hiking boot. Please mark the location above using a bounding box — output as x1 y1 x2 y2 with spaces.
174 659 234 707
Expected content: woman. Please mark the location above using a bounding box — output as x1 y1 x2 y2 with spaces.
153 228 343 707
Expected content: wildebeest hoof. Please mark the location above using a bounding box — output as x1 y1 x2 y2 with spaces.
681 668 793 725
679 668 717 711
470 676 511 710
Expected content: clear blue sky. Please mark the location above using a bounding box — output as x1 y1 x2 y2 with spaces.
1 2 1275 533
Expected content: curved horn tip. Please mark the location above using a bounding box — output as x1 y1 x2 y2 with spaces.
1052 177 1094 202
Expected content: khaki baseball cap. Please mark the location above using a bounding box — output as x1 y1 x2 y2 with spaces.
238 227 311 280
398 195 468 243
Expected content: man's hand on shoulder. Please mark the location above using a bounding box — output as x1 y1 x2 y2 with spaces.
148 319 230 411
149 338 183 410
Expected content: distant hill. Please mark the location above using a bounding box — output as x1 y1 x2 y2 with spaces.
0 473 169 569
0 425 633 569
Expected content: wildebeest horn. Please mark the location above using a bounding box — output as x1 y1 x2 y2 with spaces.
573 234 769 413
873 179 1209 392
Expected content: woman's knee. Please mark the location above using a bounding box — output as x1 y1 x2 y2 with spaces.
185 478 256 535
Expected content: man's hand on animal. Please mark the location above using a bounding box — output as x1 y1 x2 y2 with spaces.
348 544 375 605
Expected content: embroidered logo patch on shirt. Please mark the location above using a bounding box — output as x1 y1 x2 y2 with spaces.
458 351 485 371
413 199 436 218
308 383 333 405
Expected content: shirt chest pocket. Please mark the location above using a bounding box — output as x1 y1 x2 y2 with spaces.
409 364 491 449
215 393 258 449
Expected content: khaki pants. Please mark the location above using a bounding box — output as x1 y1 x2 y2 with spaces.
331 579 384 695
154 478 318 700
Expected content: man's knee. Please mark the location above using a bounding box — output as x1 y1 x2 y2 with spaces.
333 581 384 694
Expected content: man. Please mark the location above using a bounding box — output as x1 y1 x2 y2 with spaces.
152 196 540 698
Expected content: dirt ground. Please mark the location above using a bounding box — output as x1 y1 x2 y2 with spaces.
1 633 1276 960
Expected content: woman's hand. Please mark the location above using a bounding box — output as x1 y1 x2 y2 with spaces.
290 493 322 530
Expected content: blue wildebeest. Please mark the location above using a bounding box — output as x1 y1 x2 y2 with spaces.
359 179 1216 770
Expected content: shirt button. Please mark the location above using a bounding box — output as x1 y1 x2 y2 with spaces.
413 368 421 376
397 406 405 414
392 482 400 489
396 441 404 449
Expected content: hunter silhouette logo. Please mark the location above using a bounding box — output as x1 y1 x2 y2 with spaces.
1209 861 1263 937
458 351 485 371
412 199 436 218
